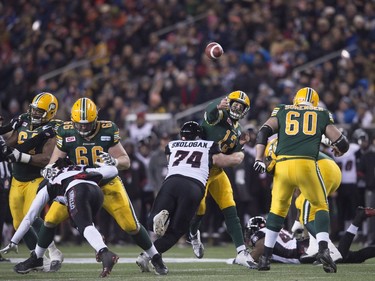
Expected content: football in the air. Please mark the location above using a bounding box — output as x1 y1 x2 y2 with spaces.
205 42 224 59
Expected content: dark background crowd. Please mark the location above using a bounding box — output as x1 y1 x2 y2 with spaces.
0 0 374 248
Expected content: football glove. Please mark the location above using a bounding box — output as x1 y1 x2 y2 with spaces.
98 152 118 166
41 164 55 179
6 148 31 163
253 160 266 174
40 124 56 139
10 116 22 130
0 241 18 254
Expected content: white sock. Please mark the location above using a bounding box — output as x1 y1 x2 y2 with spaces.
48 241 58 254
35 245 47 258
236 245 246 253
264 229 279 248
145 245 158 258
347 224 359 235
83 225 107 252
316 232 330 244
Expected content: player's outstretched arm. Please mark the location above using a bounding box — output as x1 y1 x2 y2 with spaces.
213 151 244 168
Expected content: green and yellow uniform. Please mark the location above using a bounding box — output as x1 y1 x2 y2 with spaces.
295 152 342 224
197 98 244 215
271 104 334 220
45 121 139 232
10 114 61 229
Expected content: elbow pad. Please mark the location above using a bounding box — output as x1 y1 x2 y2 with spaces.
256 125 273 145
332 134 349 154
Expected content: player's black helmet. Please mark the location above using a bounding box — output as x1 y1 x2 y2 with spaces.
245 216 266 238
180 121 203 140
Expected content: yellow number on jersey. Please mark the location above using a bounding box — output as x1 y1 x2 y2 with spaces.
285 111 317 136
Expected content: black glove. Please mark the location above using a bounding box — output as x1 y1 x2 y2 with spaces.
253 160 266 174
10 116 22 130
40 125 56 139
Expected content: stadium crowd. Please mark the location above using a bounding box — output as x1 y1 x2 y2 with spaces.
0 0 374 250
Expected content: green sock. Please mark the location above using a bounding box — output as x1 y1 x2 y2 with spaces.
131 225 152 250
38 224 56 249
305 221 316 237
314 210 330 233
32 217 44 233
265 212 285 232
23 228 38 250
222 206 244 248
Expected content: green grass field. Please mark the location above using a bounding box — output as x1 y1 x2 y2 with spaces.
1 242 374 281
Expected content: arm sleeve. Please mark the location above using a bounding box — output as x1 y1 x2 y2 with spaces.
86 165 118 180
11 187 50 244
204 99 223 125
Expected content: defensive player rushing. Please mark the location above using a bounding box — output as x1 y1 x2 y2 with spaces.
11 97 167 275
242 206 375 265
253 87 349 273
1 92 63 271
1 157 120 277
188 91 257 269
136 121 248 272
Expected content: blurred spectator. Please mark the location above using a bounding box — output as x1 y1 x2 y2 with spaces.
148 132 171 196
127 111 154 142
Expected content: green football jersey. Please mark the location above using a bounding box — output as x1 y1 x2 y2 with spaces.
202 98 243 154
272 104 334 159
56 120 120 166
12 114 63 182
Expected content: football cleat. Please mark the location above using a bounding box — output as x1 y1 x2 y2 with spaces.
153 210 170 237
257 255 271 271
136 253 152 273
96 248 119 278
234 249 258 269
316 248 337 273
188 230 204 259
48 248 64 272
150 253 168 275
14 251 44 274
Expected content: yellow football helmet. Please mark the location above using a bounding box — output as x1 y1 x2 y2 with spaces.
29 92 58 125
264 137 278 174
227 90 250 120
71 97 98 136
293 87 319 107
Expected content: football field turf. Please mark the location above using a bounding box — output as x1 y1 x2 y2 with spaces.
1 242 374 281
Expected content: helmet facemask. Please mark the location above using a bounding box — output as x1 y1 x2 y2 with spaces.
29 105 48 125
73 120 97 137
229 101 249 120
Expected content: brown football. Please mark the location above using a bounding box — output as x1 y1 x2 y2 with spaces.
205 42 224 59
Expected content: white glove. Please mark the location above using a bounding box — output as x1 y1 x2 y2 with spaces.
98 152 118 166
41 164 55 179
253 160 266 174
7 148 31 163
0 241 18 254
